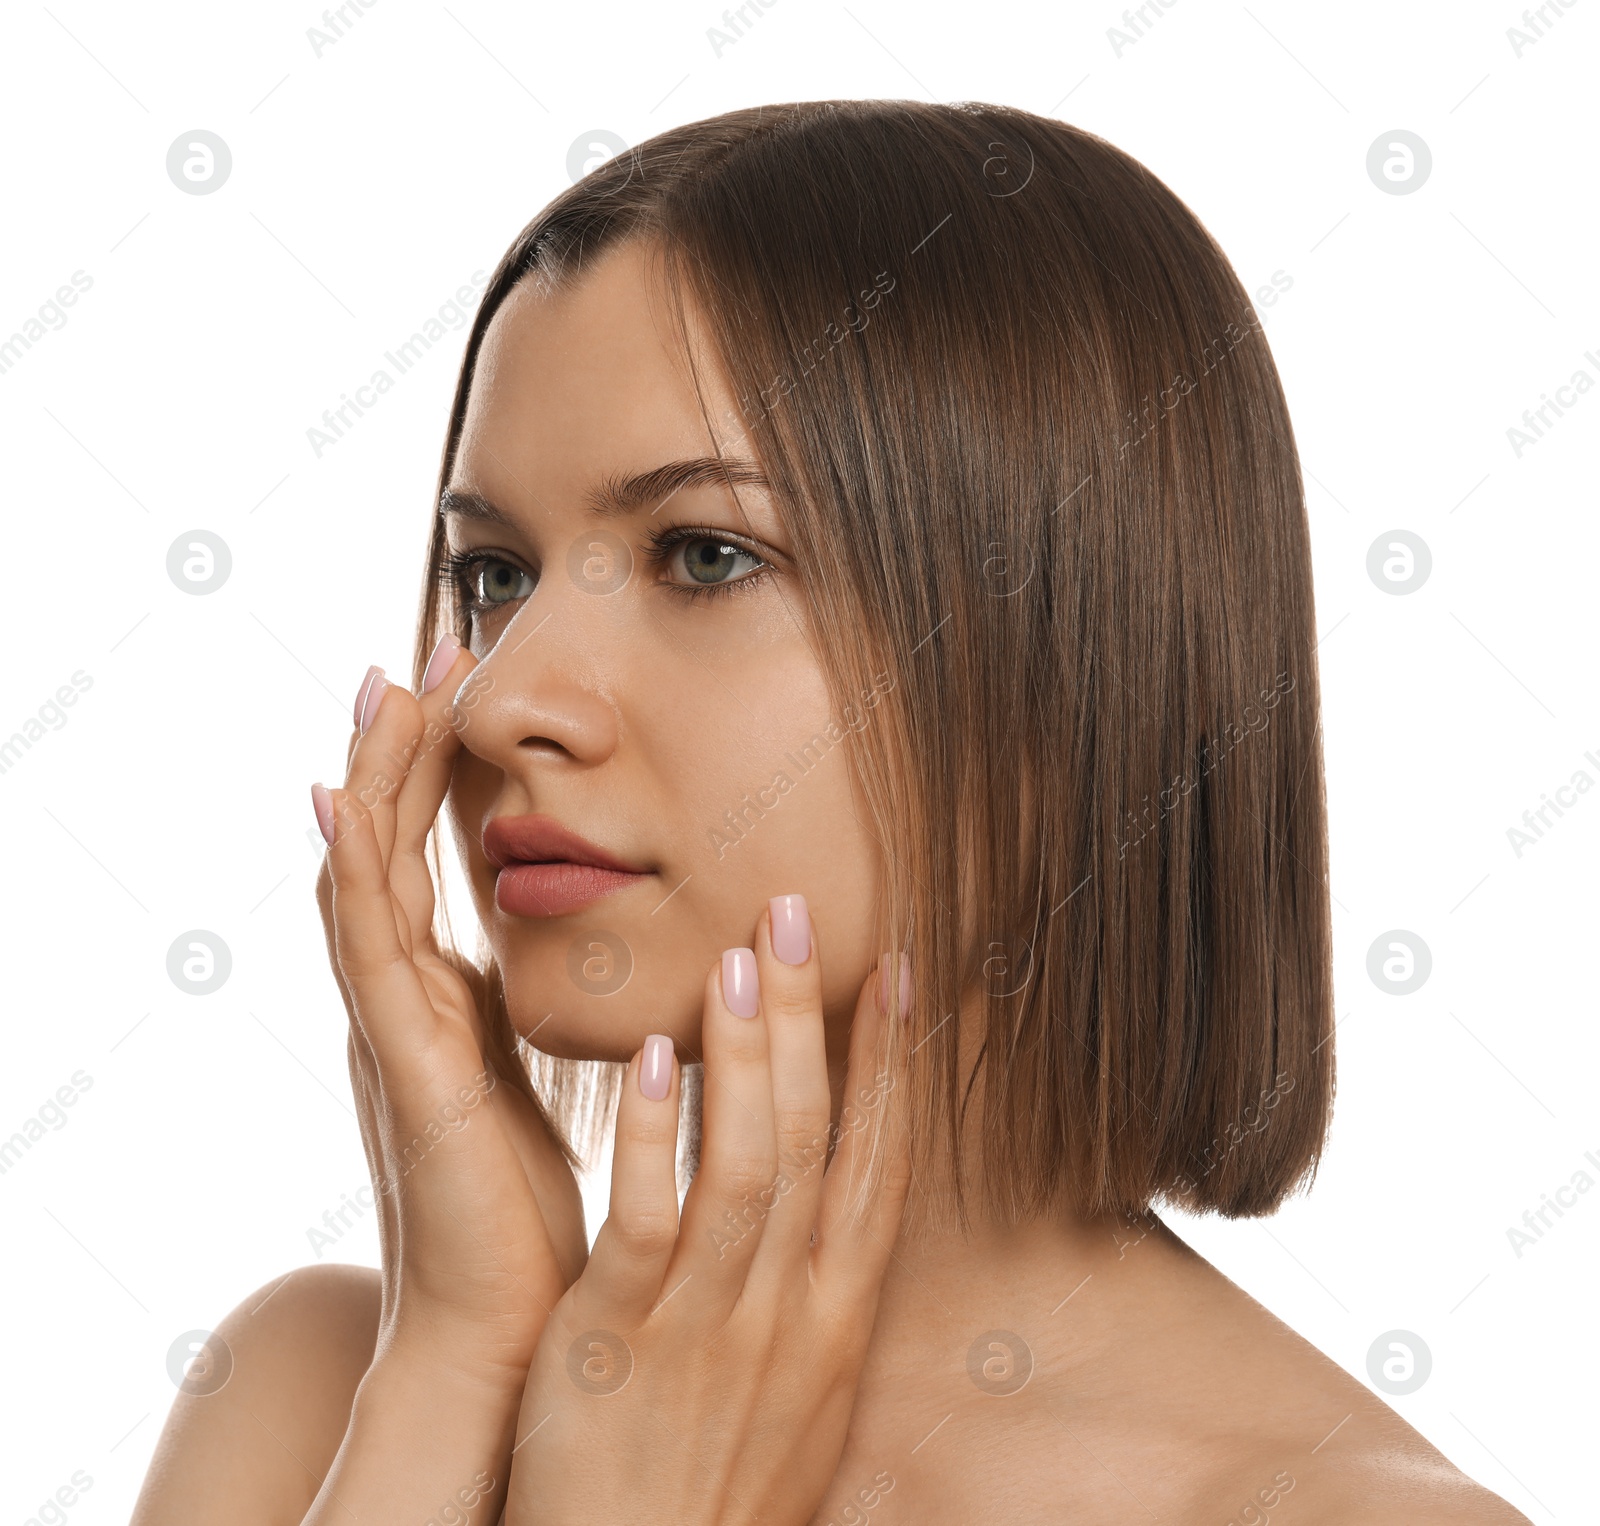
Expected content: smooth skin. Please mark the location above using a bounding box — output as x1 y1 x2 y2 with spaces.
131 238 1533 1525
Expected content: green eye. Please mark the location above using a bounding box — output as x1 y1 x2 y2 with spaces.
676 537 763 587
475 558 534 605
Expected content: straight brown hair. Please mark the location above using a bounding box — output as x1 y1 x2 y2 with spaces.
414 100 1334 1232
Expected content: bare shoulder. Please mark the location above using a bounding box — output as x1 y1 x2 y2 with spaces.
1154 1383 1532 1526
1275 1442 1534 1525
1034 1226 1539 1526
1184 1299 1534 1526
130 1262 381 1526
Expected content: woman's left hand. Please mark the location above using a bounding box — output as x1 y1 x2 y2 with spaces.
504 894 913 1526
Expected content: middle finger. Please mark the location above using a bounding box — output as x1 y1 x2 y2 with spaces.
666 911 794 1312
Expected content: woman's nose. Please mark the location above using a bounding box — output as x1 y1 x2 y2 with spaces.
453 593 622 771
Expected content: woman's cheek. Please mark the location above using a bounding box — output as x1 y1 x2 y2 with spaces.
446 758 500 903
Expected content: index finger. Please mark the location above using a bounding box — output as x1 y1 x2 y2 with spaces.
393 632 478 861
388 634 480 947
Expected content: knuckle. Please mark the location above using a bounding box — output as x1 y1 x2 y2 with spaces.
366 694 426 766
777 1116 832 1177
620 1105 678 1153
351 764 403 814
335 930 410 987
715 1012 768 1063
813 1283 871 1350
715 1151 780 1208
328 791 372 844
604 1211 677 1263
761 977 820 1027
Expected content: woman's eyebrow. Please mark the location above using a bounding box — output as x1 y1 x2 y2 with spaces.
588 456 769 518
438 456 769 526
437 487 517 525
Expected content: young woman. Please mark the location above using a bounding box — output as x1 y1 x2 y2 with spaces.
131 101 1530 1524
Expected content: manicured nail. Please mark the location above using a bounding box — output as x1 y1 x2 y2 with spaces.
878 951 912 1019
352 664 382 727
769 894 811 965
358 672 390 734
721 948 759 1018
310 783 336 846
421 632 461 695
640 1034 674 1100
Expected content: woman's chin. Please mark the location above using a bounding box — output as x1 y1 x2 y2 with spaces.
492 934 711 1063
515 1017 697 1062
508 1006 699 1065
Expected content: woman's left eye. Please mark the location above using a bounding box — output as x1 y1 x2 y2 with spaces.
655 531 770 598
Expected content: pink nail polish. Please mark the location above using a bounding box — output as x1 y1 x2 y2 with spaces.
769 894 811 965
421 632 461 695
352 664 382 727
640 1034 674 1100
722 948 759 1018
310 782 336 846
358 672 389 734
877 950 912 1019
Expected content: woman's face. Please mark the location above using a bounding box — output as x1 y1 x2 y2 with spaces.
441 239 883 1066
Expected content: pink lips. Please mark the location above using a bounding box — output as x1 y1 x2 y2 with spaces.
482 814 653 918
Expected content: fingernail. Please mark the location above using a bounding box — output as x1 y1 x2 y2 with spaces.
640 1034 674 1100
310 782 336 846
721 948 759 1018
769 894 811 965
358 672 390 734
878 951 912 1020
421 632 461 695
352 664 382 727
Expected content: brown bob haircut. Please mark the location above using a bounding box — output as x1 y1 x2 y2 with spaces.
413 99 1334 1230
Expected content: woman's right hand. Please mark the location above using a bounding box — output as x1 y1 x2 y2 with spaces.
312 635 587 1394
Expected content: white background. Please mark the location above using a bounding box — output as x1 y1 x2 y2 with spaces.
0 2 1594 1521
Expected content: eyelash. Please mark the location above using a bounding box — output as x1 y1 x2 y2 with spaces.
654 524 777 603
436 525 773 612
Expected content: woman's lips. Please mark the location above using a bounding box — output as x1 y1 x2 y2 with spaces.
495 861 652 918
482 814 654 919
